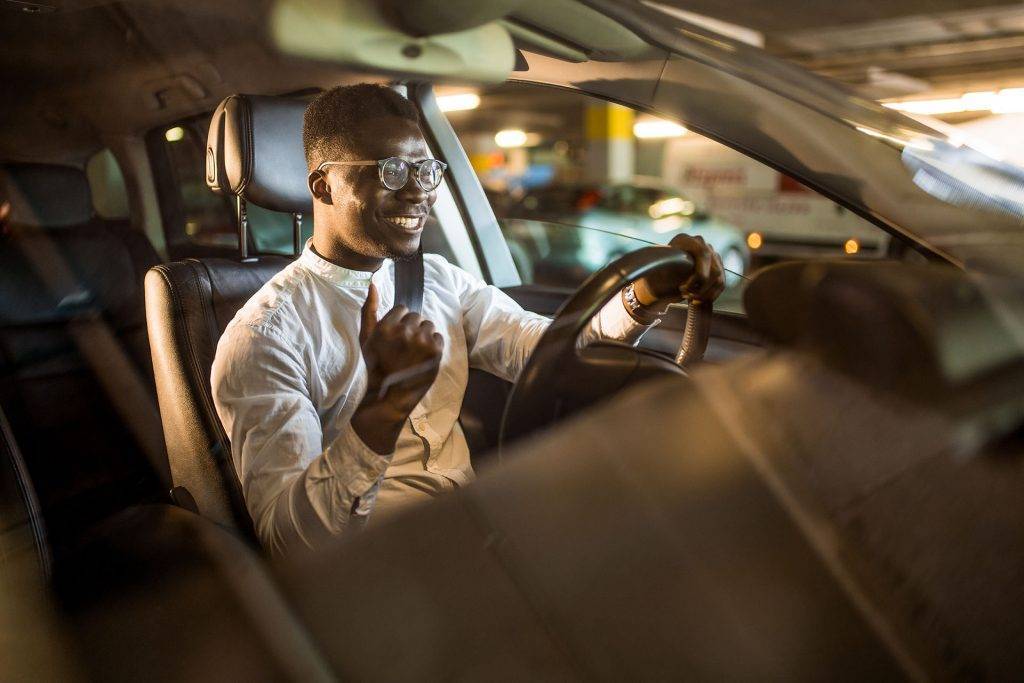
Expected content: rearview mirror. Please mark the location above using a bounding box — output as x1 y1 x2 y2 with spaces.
270 0 516 83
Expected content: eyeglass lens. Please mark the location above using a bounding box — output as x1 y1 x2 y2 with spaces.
380 158 444 191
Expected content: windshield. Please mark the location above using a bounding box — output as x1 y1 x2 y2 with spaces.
513 1 1024 275
447 81 894 314
900 138 1024 222
500 218 748 311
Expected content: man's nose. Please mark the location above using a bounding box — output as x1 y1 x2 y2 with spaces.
396 176 428 204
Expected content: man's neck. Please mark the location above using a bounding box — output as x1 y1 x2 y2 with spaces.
311 235 385 273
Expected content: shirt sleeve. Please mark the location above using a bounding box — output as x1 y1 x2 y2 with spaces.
444 259 651 383
211 324 389 555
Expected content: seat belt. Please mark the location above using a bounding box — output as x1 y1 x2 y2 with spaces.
393 246 425 313
8 225 170 488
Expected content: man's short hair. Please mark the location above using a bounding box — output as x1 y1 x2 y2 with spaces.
303 84 421 168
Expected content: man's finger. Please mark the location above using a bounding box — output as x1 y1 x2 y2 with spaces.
399 310 424 327
686 250 712 297
705 251 725 299
359 282 379 345
416 320 437 343
379 304 409 327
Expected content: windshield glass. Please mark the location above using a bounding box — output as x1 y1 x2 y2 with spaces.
900 139 1024 222
499 217 748 311
446 81 894 314
513 2 1024 275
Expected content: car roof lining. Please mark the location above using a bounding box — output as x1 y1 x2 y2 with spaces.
0 1 413 162
0 0 658 164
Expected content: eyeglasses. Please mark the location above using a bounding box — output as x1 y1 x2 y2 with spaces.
316 157 448 192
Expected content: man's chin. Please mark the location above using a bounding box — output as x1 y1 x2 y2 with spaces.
387 237 422 261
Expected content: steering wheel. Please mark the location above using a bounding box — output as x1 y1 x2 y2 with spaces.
499 246 712 451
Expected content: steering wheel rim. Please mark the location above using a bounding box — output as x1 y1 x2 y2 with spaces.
499 246 706 452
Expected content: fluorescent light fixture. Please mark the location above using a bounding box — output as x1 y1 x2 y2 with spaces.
633 118 688 139
992 88 1024 114
495 130 536 148
436 92 480 113
884 88 1024 116
165 126 185 142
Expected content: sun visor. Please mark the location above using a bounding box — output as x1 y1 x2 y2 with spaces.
270 0 516 83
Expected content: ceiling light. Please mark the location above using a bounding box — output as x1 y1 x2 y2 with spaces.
633 118 688 139
165 126 185 142
844 239 860 255
495 129 528 148
437 93 480 113
883 88 1024 116
992 88 1024 114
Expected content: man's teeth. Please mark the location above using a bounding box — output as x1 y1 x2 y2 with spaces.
388 216 420 228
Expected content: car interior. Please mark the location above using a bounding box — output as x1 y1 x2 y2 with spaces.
2 0 1023 680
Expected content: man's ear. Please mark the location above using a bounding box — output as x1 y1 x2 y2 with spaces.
308 170 333 205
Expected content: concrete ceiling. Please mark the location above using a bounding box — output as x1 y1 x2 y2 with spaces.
656 0 1024 102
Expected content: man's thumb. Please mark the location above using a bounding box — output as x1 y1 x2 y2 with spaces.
359 282 379 345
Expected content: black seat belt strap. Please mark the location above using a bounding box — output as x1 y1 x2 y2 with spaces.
393 246 425 314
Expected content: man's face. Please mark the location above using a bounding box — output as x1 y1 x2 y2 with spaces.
315 116 437 260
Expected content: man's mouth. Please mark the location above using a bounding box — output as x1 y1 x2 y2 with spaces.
382 214 425 232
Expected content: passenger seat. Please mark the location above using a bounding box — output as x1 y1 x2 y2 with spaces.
0 163 166 556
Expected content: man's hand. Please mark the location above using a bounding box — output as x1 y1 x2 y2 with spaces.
351 283 444 454
630 233 726 312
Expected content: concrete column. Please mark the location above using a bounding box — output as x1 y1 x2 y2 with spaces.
583 102 635 184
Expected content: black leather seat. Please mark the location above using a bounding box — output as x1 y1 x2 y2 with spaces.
0 394 333 680
146 95 310 537
0 163 165 553
0 402 50 582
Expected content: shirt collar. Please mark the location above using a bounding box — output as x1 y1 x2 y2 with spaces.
298 239 387 288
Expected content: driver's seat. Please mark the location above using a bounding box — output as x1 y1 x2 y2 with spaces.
145 95 311 538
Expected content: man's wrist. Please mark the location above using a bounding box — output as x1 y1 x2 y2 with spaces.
351 397 408 454
621 284 667 325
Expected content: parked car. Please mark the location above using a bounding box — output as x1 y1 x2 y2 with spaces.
504 180 748 285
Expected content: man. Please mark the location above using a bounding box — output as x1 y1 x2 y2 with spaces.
212 84 725 554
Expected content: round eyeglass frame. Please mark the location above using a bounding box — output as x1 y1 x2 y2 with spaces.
317 157 448 192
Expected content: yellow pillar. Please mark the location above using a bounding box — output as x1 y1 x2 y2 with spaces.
584 102 635 184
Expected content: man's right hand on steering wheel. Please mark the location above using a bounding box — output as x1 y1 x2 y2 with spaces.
627 234 726 320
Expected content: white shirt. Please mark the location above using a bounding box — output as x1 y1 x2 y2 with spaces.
211 243 649 554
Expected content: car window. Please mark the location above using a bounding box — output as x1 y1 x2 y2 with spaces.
445 82 895 314
148 119 238 258
149 115 467 266
85 148 129 220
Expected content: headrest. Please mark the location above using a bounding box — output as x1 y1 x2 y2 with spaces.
206 95 313 214
744 260 1024 401
1 163 93 228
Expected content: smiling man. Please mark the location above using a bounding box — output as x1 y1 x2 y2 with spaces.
211 84 725 554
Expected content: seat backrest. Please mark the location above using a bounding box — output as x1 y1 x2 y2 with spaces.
146 94 307 535
145 257 288 535
0 402 50 581
0 163 164 551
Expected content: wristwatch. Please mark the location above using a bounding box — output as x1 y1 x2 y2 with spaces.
622 283 666 325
